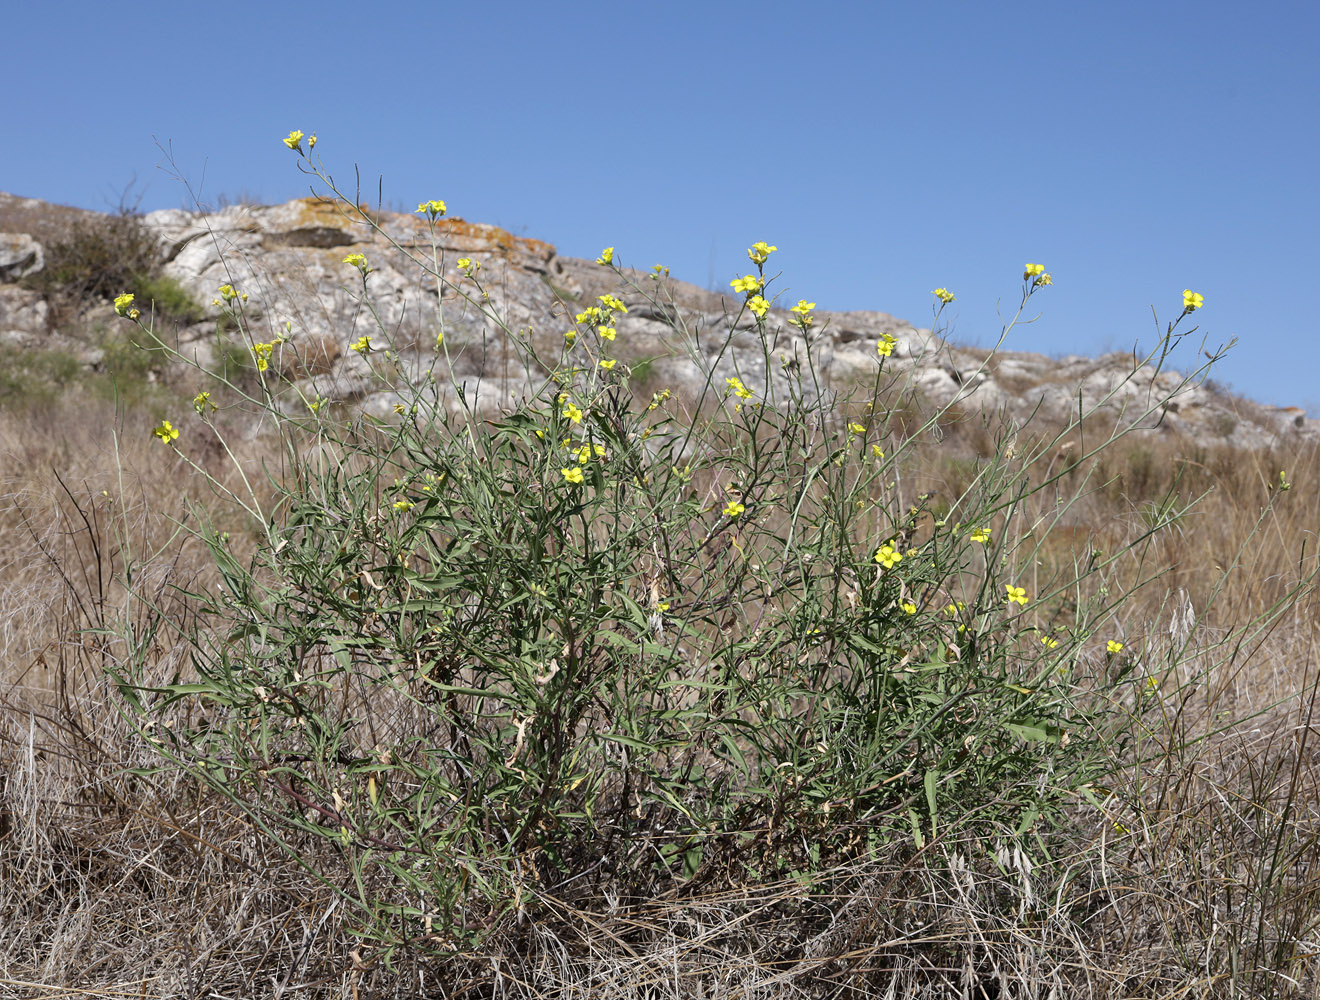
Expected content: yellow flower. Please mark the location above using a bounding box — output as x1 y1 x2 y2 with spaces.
723 500 746 518
848 422 865 434
393 403 406 415
600 358 618 370
128 308 140 320
874 543 903 569
725 377 753 400
730 275 762 294
596 246 614 265
1183 289 1204 311
1106 640 1124 654
871 445 884 459
308 134 317 149
970 527 991 544
307 397 327 413
219 284 239 302
562 467 585 485
656 601 670 613
192 391 214 415
598 294 628 313
343 253 369 269
283 130 304 151
457 257 481 276
901 601 917 615
393 498 415 511
1037 272 1053 286
152 420 179 444
877 333 897 357
416 199 447 217
946 602 965 616
747 295 770 318
562 402 583 423
791 299 815 317
599 326 617 341
747 241 777 265
1041 635 1059 650
932 288 956 304
574 306 603 325
349 336 372 354
1024 263 1045 279
1005 585 1028 606
573 443 606 463
113 292 135 316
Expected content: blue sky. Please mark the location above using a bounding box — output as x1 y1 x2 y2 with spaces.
10 1 1317 408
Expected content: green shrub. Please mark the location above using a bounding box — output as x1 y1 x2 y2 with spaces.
0 344 81 407
132 273 204 327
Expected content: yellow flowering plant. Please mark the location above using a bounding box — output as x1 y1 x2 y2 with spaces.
104 141 1282 974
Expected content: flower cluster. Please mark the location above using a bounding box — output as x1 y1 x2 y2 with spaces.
596 246 614 265
746 241 777 266
249 338 283 372
571 442 607 464
567 294 630 369
343 253 372 275
1024 263 1052 288
416 199 447 218
876 333 897 358
725 376 753 401
932 287 956 305
790 299 815 328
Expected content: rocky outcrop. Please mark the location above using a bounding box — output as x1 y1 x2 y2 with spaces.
0 234 44 281
0 191 1312 450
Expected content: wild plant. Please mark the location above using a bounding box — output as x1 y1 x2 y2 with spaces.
96 132 1316 989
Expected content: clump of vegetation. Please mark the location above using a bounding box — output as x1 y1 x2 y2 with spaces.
23 208 202 328
4 135 1318 998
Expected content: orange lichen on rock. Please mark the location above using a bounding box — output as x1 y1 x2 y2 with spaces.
285 197 377 232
